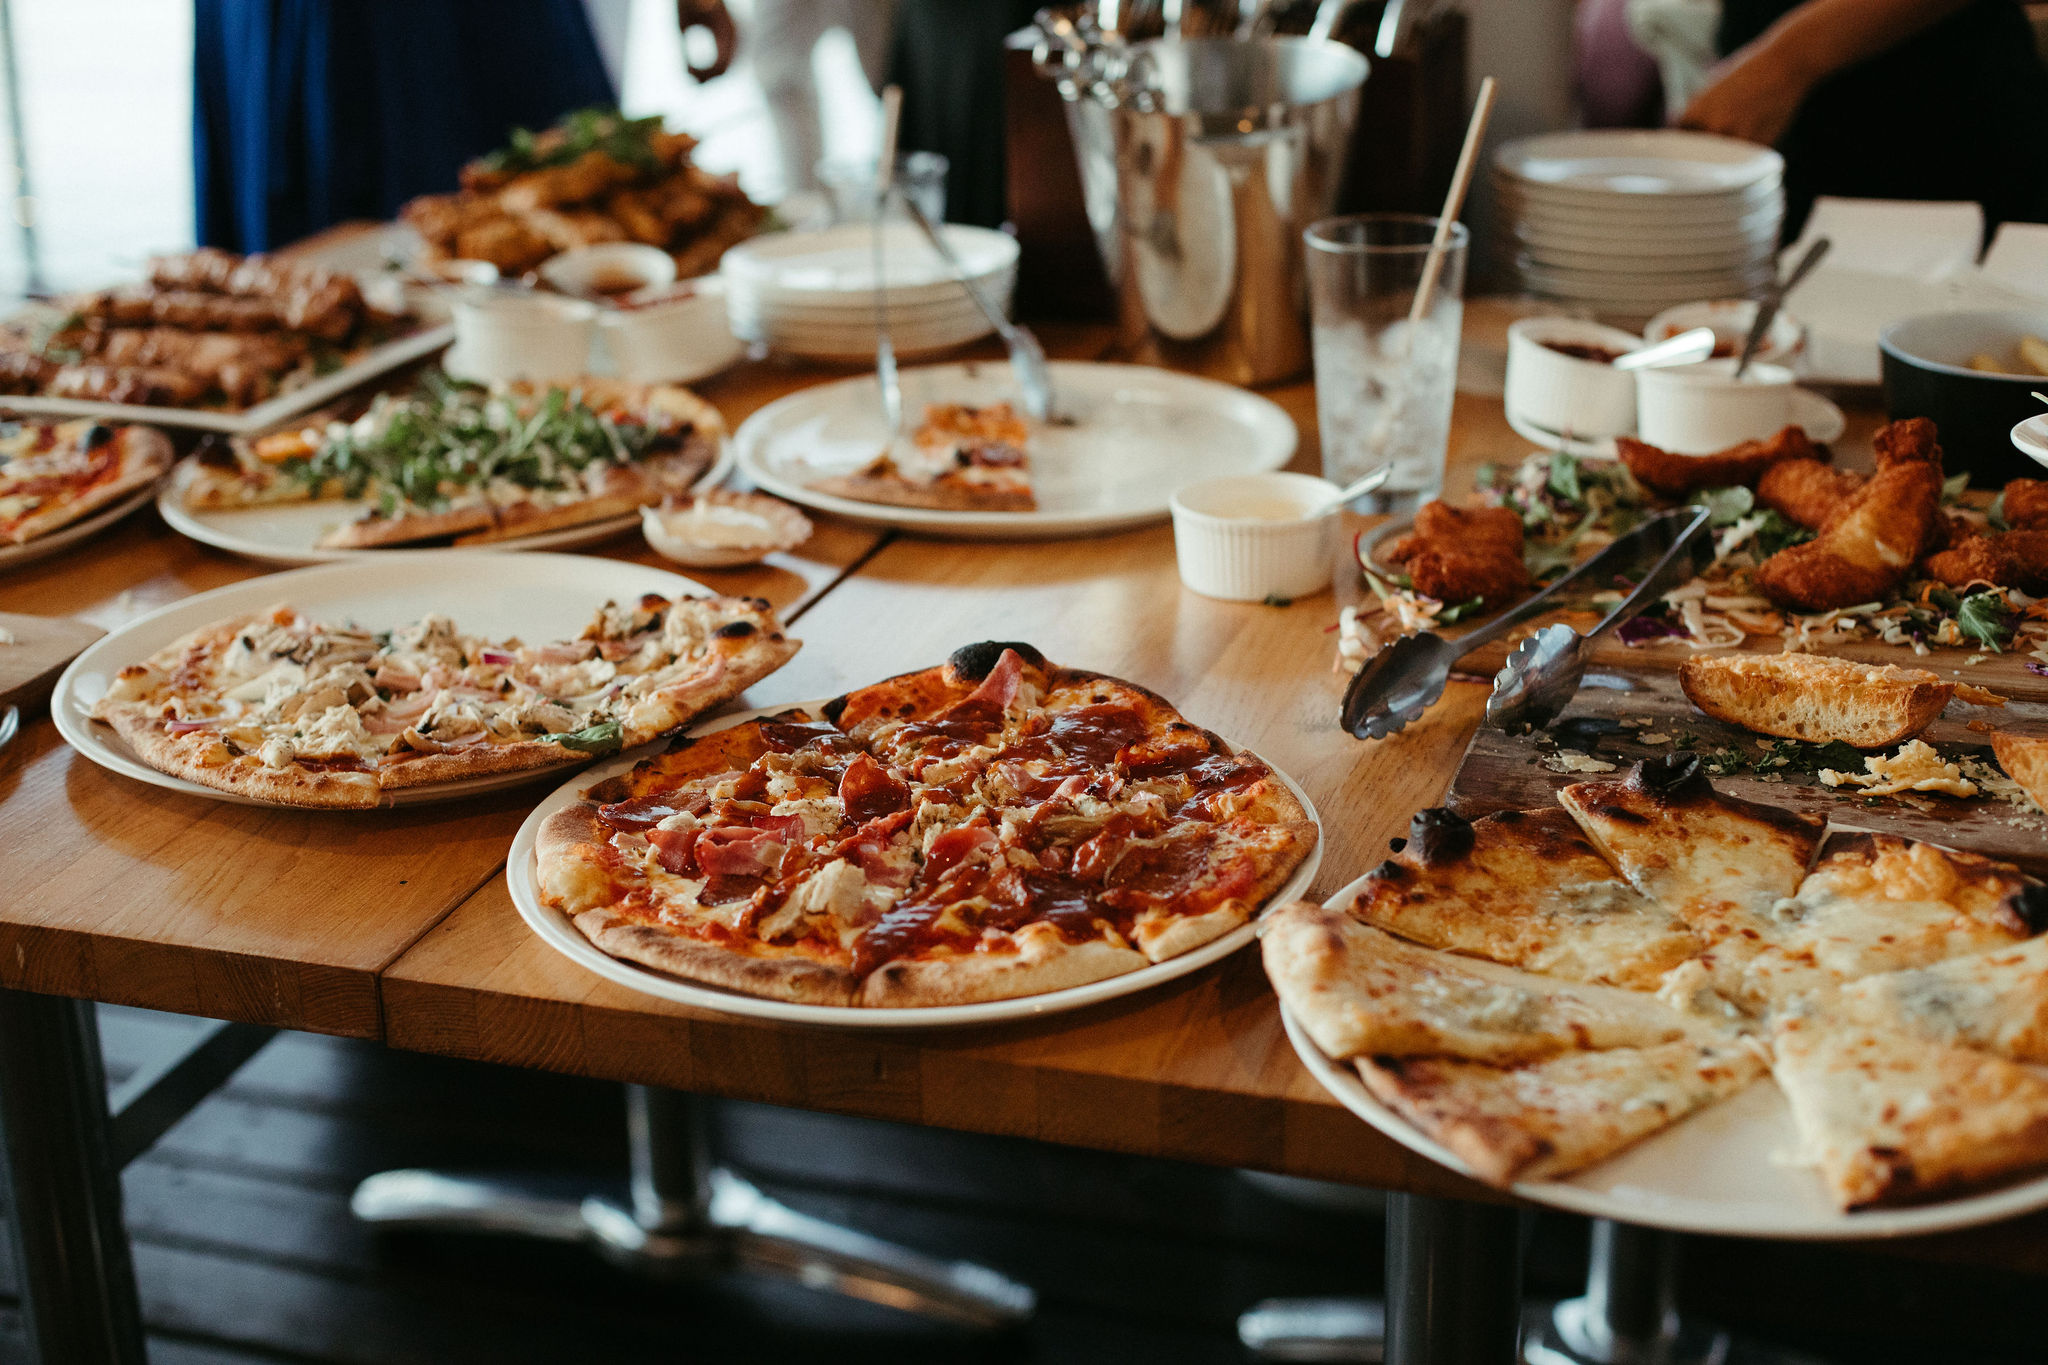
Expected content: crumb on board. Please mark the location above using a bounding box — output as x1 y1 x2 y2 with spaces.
1819 740 1978 799
1543 749 1616 775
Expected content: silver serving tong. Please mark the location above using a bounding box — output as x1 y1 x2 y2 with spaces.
1340 506 1712 741
897 194 1058 423
1486 505 1716 733
872 87 905 440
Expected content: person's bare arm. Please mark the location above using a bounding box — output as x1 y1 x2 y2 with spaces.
1679 0 1975 145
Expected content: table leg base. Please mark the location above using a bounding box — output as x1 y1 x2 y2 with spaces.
1236 1296 1386 1361
1523 1297 1729 1365
350 1088 1033 1331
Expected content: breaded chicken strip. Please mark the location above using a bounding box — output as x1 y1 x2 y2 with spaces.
1412 501 1525 558
1925 530 2048 594
1755 461 1943 612
1616 426 1818 499
1872 416 1943 468
1379 499 1531 605
1757 459 1865 529
1397 548 1532 606
2002 478 2048 531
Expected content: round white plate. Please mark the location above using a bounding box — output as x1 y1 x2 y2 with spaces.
1282 882 2048 1238
730 271 1017 322
1517 258 1777 292
721 223 1019 306
2014 414 2048 470
1515 237 1769 273
1498 178 1782 222
1495 130 1784 197
0 482 159 573
156 441 732 567
508 700 1323 1029
736 361 1299 539
51 552 708 809
1505 386 1844 458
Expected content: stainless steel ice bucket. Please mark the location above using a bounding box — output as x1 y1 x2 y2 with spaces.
1051 36 1368 386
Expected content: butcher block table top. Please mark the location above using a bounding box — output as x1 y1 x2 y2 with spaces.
27 250 2048 1267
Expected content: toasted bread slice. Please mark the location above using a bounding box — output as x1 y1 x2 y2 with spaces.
1678 651 1958 749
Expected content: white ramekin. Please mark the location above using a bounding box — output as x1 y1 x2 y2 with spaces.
447 291 597 384
537 243 678 300
597 277 745 384
1504 317 1645 441
1170 472 1341 602
1644 299 1805 369
1635 358 1795 454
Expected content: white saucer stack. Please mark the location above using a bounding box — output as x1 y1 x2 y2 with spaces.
1496 130 1785 318
720 223 1018 362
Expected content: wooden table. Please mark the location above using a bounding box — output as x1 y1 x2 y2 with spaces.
3 281 2019 1365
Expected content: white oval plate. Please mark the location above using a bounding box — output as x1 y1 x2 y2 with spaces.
1495 130 1783 197
156 441 732 567
1282 887 2048 1239
1505 387 1844 459
508 700 1322 1029
52 552 708 808
736 361 1298 539
0 482 159 573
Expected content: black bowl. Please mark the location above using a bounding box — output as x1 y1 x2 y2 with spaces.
1880 310 2048 486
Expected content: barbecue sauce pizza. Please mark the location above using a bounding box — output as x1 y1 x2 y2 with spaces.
810 404 1036 513
536 642 1317 1007
91 593 797 809
0 417 173 545
1264 755 2048 1208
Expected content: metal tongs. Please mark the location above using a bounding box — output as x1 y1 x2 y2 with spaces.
1340 506 1714 741
896 195 1058 422
1485 506 1716 733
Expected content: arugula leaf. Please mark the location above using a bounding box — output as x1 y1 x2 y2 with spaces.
1990 489 2010 531
544 720 624 755
1957 591 2016 652
1941 471 1972 504
1750 508 1813 557
1698 485 1753 527
1436 596 1488 623
1547 452 1583 503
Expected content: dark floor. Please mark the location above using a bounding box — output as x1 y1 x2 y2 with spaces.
0 1007 2043 1364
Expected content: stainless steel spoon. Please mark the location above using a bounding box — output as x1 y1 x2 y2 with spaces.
1340 508 1709 740
1485 505 1715 734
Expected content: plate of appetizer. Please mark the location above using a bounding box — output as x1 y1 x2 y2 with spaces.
0 243 454 435
1504 389 1844 460
0 417 174 570
1267 755 2048 1238
734 361 1298 539
507 641 1322 1026
51 551 799 809
156 374 730 564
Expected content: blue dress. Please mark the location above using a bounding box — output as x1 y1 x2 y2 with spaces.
194 0 616 251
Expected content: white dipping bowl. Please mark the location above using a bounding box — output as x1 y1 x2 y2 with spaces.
1635 358 1795 455
537 243 678 301
447 291 597 384
598 277 745 384
1170 472 1340 602
641 490 813 568
1644 299 1805 369
1504 318 1645 442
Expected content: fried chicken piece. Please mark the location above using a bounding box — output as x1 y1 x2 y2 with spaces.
1412 500 1525 558
1616 425 1819 499
1757 459 1865 530
451 214 555 274
1397 548 1532 606
2002 478 2048 530
0 351 55 394
1379 499 1531 605
1755 461 1942 612
45 364 209 406
602 187 674 247
496 149 641 212
1924 530 2048 594
146 247 243 293
518 206 631 252
1872 416 1943 468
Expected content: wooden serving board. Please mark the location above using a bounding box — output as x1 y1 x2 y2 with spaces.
1444 663 2048 876
0 610 103 710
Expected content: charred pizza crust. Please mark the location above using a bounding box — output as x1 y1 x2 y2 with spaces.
535 642 1317 1009
809 403 1036 514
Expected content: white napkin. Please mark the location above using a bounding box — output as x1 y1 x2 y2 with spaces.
1980 222 2048 302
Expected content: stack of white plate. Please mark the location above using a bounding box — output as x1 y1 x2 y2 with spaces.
721 223 1019 362
1496 130 1785 317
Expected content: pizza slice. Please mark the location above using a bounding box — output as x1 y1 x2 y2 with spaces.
0 418 173 545
1341 806 1703 989
1260 902 1717 1066
1837 928 2048 1063
1558 754 1823 952
1741 835 2042 1009
810 402 1035 512
1769 1006 2048 1209
1357 1038 1765 1186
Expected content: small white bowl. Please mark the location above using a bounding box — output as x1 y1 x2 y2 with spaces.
446 291 597 385
1504 318 1645 442
641 490 813 568
1635 358 1795 455
538 243 678 301
2013 413 2048 471
1170 472 1340 602
1644 299 1804 369
597 277 745 384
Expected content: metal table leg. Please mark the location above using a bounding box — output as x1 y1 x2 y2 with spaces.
353 1084 1036 1330
0 989 145 1365
1386 1192 1524 1365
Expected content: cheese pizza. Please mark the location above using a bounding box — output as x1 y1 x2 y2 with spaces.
91 592 796 809
535 642 1317 1008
